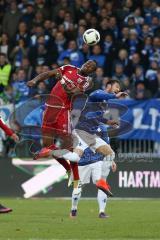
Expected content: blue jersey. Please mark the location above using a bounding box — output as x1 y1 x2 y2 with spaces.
75 89 116 134
78 124 109 166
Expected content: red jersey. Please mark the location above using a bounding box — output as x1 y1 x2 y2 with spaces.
49 65 90 110
59 65 90 92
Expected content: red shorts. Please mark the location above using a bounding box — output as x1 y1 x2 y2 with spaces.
42 84 72 148
42 106 71 135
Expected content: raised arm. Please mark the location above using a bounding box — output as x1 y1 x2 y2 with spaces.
27 69 62 87
89 90 128 101
0 118 19 142
89 90 116 102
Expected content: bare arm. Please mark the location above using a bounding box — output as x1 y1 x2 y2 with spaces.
27 69 62 87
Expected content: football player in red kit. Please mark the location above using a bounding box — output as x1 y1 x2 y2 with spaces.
0 117 19 213
27 60 97 188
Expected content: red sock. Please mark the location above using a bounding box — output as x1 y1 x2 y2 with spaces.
48 144 58 150
56 158 71 172
49 144 79 180
70 162 79 181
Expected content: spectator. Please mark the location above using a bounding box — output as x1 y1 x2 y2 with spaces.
105 1 114 17
92 67 104 90
63 12 74 31
52 0 74 22
0 53 11 92
131 65 145 84
127 29 142 58
42 65 57 91
14 21 30 47
130 82 152 99
155 68 160 97
151 15 160 34
77 25 86 49
0 85 19 104
0 33 10 57
143 0 152 25
145 60 159 96
99 18 112 40
118 26 130 49
81 43 90 62
21 57 34 81
2 1 22 40
12 68 30 104
35 81 47 96
151 37 160 65
75 0 93 21
112 62 130 90
130 53 144 75
10 38 28 68
109 16 119 39
34 0 50 20
58 40 84 67
141 24 153 39
102 33 115 56
115 49 131 76
28 35 53 66
54 8 66 25
32 10 44 27
30 25 44 46
21 3 35 29
88 44 106 68
30 80 48 97
43 19 54 36
54 32 67 54
102 33 116 75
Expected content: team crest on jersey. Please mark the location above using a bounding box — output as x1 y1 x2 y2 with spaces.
77 78 83 83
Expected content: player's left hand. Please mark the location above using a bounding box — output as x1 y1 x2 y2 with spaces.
11 133 19 142
27 80 36 87
111 161 117 172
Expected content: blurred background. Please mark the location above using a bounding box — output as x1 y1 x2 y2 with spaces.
0 0 160 198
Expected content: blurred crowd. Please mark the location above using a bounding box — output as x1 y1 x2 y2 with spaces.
0 0 160 105
0 0 159 156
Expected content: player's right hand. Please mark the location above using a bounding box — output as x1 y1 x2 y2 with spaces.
111 161 117 172
116 92 128 98
11 133 19 142
27 80 36 87
55 70 62 80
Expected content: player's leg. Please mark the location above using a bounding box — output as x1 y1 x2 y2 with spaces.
35 105 72 172
92 136 115 196
0 203 12 214
70 165 91 217
90 161 109 218
98 158 113 218
97 189 108 218
51 130 87 162
70 181 82 218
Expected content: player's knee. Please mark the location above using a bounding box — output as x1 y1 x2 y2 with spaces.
96 145 113 156
106 151 115 162
69 152 80 162
73 186 82 195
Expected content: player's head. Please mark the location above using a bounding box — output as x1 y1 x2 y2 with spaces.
105 79 121 94
80 60 97 76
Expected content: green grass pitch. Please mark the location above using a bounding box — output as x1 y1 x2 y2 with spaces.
0 198 160 240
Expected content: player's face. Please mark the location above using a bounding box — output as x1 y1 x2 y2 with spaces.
111 82 121 93
80 60 97 75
